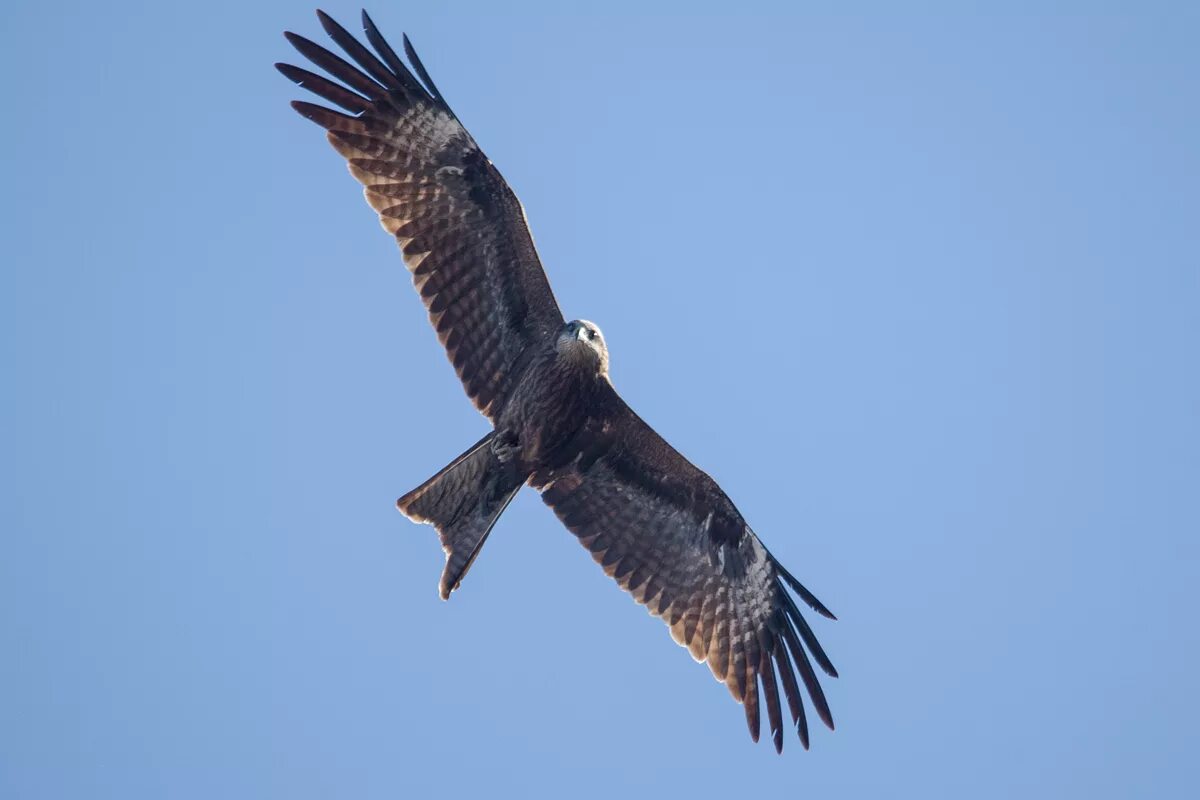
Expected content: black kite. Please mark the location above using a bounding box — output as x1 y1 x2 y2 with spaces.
278 9 838 752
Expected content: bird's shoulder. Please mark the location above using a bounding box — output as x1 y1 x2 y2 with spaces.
551 382 748 549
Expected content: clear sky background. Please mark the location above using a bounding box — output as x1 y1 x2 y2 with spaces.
2 1 1198 797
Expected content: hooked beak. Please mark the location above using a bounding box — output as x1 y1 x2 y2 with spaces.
575 325 589 342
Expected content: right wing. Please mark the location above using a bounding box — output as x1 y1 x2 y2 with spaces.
533 393 838 752
278 11 565 419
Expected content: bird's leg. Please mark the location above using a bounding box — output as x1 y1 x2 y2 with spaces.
491 429 520 464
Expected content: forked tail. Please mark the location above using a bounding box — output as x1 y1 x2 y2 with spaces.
397 432 524 599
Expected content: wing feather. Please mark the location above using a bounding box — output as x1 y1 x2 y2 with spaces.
534 392 837 750
315 10 402 92
759 639 785 753
275 63 372 113
773 629 810 749
279 12 564 419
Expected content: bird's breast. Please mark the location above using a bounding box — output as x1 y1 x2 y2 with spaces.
500 356 602 471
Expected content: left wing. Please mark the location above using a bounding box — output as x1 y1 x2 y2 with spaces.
532 391 838 752
277 11 565 419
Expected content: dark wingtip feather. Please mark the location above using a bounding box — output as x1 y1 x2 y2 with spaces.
289 99 344 127
316 9 348 43
760 649 785 754
781 589 839 679
744 680 760 744
284 28 387 100
315 9 402 91
277 62 373 114
283 30 309 49
774 559 837 620
290 99 318 119
360 8 388 51
779 610 835 731
402 32 449 110
772 640 809 749
359 9 435 103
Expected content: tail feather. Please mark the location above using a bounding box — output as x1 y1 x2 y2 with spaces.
397 433 492 524
398 432 524 599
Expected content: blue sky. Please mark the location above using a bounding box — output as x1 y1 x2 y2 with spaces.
2 1 1198 797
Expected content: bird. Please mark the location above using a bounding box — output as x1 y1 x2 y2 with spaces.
277 9 838 753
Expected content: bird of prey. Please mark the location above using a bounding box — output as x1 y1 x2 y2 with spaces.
277 9 838 752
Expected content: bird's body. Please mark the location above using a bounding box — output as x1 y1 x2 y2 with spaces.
494 324 605 474
278 9 839 753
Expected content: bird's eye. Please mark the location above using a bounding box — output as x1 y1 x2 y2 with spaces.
587 329 596 340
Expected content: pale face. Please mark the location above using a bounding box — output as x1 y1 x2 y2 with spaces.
556 319 609 376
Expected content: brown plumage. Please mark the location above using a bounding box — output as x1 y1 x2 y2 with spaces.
278 9 838 752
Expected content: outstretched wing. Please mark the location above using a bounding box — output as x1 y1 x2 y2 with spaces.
278 11 564 419
533 392 838 752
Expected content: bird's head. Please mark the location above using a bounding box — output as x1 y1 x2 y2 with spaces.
557 319 609 376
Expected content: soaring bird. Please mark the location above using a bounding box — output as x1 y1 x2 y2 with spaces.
277 9 838 752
